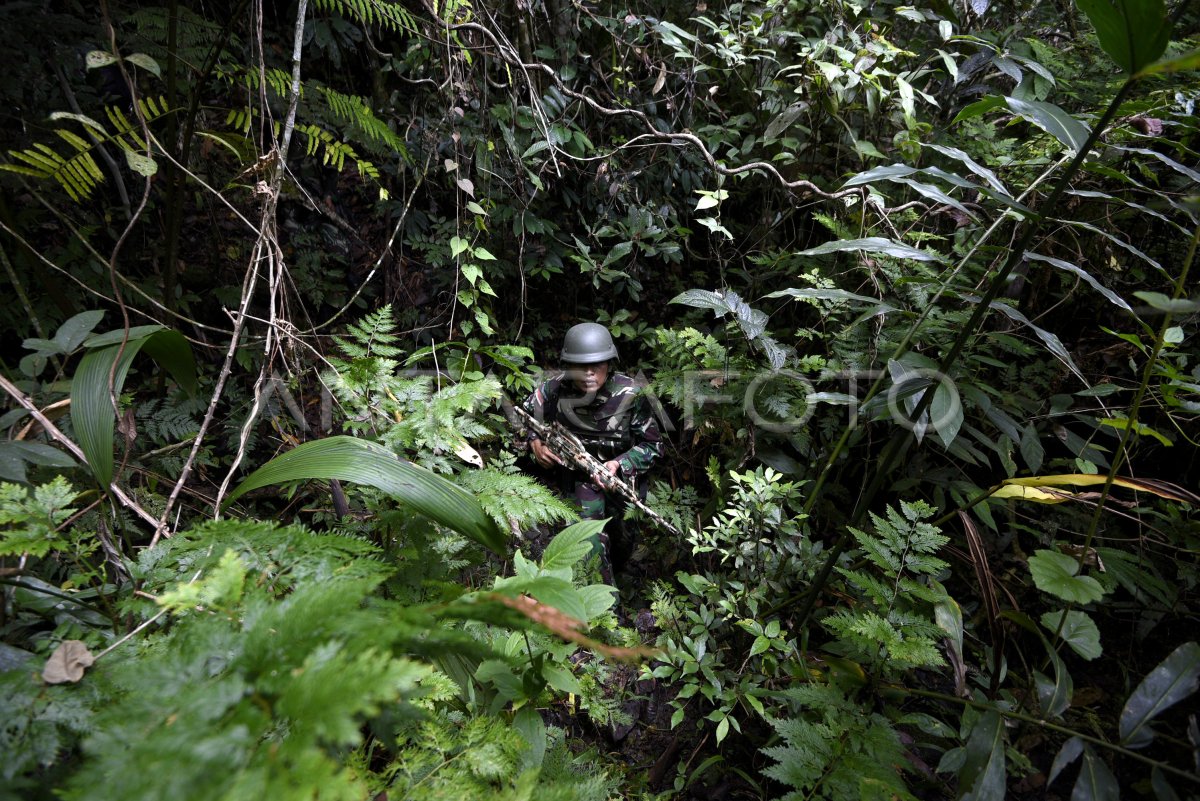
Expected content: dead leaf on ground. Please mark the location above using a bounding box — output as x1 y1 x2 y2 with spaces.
43 639 95 684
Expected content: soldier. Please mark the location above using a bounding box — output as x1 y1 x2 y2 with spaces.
521 322 664 584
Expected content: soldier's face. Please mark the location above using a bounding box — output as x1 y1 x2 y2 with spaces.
567 361 608 393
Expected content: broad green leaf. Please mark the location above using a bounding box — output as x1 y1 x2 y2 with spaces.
0 441 77 483
1041 610 1102 660
1151 767 1182 801
21 337 65 356
1019 423 1045 473
959 710 1006 801
1005 97 1091 154
476 659 524 703
896 177 978 220
952 94 1005 124
1076 0 1169 74
71 328 197 488
449 236 469 257
85 50 118 69
1119 641 1200 748
931 381 963 448
1024 252 1132 312
840 164 918 187
1028 550 1105 604
602 240 633 267
1138 46 1200 76
473 246 497 261
926 143 1010 195
695 216 733 239
715 715 729 743
934 592 964 660
549 123 572 146
509 576 587 622
54 310 106 352
125 53 162 78
124 149 158 177
655 19 699 43
84 324 168 348
695 193 720 210
764 287 892 307
1049 737 1084 786
541 519 607 572
798 236 945 263
853 139 886 159
1073 746 1120 801
461 263 482 285
1034 658 1072 719
513 705 547 769
1099 416 1173 447
521 139 549 159
993 56 1022 82
222 436 506 554
764 104 805 140
578 583 617 618
1134 291 1200 314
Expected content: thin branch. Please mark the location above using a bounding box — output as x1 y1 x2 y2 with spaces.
313 150 434 330
212 0 311 513
153 242 268 544
0 374 159 530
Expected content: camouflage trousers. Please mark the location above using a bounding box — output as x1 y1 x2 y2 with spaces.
565 472 646 585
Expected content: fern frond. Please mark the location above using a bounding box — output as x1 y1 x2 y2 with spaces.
317 86 409 160
127 6 224 68
136 397 202 446
824 501 953 673
314 0 420 33
763 684 915 801
456 468 577 530
226 67 295 100
2 100 174 201
292 123 382 180
334 304 402 358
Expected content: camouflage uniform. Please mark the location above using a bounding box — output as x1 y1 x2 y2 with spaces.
522 370 664 581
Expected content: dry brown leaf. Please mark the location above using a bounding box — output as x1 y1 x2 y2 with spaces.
43 639 95 684
486 593 660 663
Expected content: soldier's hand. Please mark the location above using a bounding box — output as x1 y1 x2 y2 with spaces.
530 438 564 468
595 460 621 488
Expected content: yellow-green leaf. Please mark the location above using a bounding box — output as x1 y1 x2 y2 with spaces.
1003 474 1198 504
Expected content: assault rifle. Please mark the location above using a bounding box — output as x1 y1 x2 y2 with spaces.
511 404 685 539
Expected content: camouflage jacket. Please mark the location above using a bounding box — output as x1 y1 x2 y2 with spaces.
521 371 664 479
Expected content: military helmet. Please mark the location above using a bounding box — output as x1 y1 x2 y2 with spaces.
560 322 618 363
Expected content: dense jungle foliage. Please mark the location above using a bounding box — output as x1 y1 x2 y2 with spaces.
1 0 1199 798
